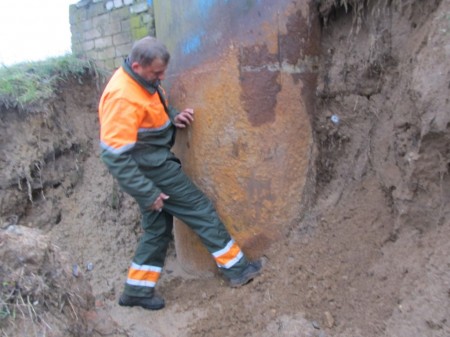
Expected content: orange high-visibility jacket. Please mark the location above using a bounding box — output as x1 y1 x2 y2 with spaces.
98 66 178 207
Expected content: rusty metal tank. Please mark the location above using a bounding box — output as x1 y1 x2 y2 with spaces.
154 0 320 274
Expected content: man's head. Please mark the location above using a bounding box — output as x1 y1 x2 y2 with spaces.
129 37 170 83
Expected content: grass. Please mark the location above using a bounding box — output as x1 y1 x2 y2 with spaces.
0 54 102 113
0 275 40 333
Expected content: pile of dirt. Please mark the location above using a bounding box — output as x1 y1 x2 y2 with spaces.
0 226 96 336
0 0 449 336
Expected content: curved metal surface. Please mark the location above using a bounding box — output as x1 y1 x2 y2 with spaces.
154 0 320 273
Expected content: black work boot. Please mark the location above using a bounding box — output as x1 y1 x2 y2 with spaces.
118 290 165 310
228 260 262 288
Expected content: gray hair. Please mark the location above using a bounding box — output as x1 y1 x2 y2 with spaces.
129 36 170 66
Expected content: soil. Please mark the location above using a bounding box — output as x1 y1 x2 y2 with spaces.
1 1 449 336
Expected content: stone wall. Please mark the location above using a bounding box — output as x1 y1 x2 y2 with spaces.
69 0 155 70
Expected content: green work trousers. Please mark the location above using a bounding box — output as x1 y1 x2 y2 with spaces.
124 157 248 297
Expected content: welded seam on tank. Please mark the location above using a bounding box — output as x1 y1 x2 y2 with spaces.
240 57 319 74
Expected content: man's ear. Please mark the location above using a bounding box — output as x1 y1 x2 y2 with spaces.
131 62 141 72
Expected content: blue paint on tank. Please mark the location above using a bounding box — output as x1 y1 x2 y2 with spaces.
197 0 215 14
182 34 203 55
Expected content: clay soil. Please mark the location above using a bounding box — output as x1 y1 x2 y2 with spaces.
1 1 449 336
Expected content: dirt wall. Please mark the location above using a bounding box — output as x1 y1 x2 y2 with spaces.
315 0 450 234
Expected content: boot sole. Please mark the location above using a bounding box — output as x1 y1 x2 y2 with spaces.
119 297 165 310
229 269 261 288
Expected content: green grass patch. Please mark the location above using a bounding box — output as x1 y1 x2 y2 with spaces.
0 55 101 112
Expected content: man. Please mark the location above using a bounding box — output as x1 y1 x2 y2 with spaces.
98 36 261 310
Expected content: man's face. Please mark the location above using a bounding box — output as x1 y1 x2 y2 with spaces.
132 58 167 83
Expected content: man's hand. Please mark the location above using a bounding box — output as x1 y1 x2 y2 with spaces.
150 193 169 212
174 108 194 128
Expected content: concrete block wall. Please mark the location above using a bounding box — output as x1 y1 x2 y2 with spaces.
70 0 155 70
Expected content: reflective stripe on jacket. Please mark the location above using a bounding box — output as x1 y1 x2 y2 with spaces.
98 66 178 208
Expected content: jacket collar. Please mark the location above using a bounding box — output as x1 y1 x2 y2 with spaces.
122 57 160 94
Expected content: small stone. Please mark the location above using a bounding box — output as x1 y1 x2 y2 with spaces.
72 264 79 277
312 320 320 329
324 311 335 328
6 225 22 235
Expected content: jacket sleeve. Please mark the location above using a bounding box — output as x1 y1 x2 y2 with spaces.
101 150 161 208
167 105 179 122
99 97 161 208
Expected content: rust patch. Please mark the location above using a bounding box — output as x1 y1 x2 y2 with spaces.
280 6 321 65
240 43 278 67
240 70 280 126
240 44 281 127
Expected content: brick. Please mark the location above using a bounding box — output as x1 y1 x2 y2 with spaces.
108 20 123 35
95 36 113 49
81 18 93 32
97 46 116 59
84 28 102 40
130 2 148 14
85 50 97 60
75 1 90 8
110 7 130 21
71 31 83 43
115 42 133 56
72 43 83 56
70 24 83 38
106 1 114 11
69 5 77 23
129 15 141 29
82 39 95 51
72 34 84 45
131 26 149 40
69 6 88 24
113 0 123 8
113 32 131 46
114 56 125 68
92 12 110 27
92 13 110 35
94 36 112 50
87 2 105 16
121 20 131 32
124 0 134 5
